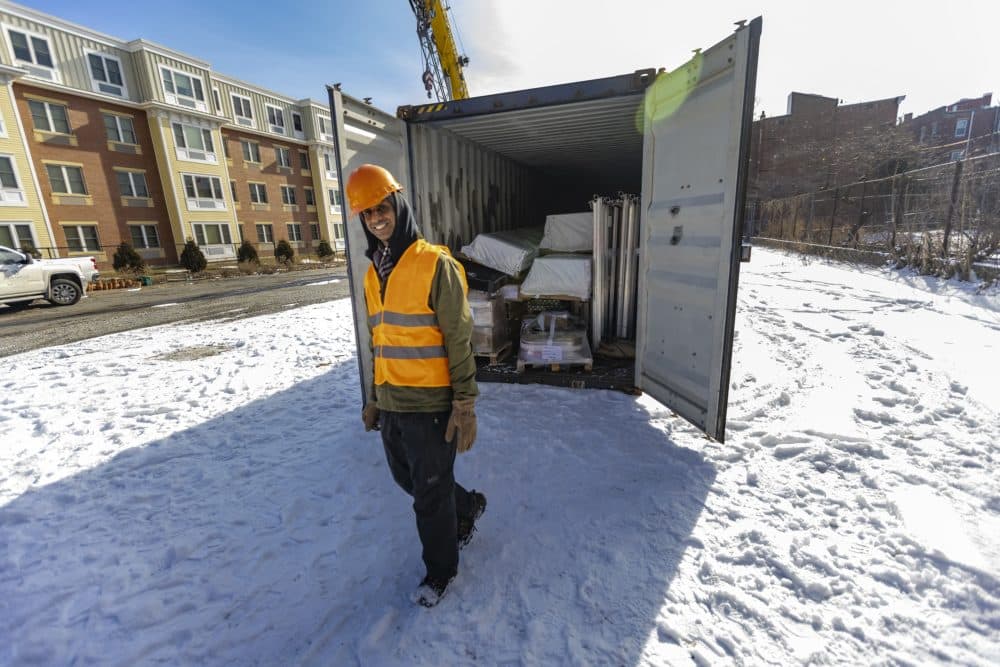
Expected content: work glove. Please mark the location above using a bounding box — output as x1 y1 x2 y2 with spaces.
362 402 380 432
445 398 477 453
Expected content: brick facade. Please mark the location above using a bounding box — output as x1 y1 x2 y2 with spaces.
900 93 1000 162
13 83 175 264
223 129 321 256
749 92 904 200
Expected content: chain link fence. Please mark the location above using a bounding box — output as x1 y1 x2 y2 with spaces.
749 153 1000 280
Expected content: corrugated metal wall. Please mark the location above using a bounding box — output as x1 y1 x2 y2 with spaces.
405 122 543 251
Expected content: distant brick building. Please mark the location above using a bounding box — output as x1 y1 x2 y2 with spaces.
900 93 1000 163
749 92 905 200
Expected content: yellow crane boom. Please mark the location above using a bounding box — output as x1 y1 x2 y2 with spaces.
409 0 469 101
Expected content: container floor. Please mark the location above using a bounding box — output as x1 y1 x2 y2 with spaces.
475 355 637 394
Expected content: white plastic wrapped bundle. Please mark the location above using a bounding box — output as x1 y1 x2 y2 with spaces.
539 212 593 252
517 311 592 366
519 254 592 300
459 228 543 277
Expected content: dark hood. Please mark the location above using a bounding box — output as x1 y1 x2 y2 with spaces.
361 191 421 262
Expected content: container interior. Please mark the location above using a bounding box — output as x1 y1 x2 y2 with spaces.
408 93 648 392
413 92 647 238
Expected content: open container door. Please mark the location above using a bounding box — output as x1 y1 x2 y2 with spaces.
327 86 410 405
635 18 761 442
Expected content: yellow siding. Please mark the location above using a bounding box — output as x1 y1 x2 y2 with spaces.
0 83 51 248
145 112 237 245
0 10 138 103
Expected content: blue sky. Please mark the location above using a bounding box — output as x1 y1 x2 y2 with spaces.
21 0 1000 120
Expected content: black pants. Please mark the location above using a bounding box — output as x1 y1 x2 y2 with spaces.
380 410 475 581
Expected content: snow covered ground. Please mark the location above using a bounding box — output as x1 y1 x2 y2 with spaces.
1 249 998 666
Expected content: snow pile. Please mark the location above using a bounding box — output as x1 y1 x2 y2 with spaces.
1 249 998 665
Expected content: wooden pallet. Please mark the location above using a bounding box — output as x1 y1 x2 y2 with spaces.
474 340 512 366
516 358 593 374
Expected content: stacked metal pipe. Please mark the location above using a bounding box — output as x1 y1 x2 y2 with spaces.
590 194 640 351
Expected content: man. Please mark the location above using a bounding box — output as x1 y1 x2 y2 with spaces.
346 163 487 608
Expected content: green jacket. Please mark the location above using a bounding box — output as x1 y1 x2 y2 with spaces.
368 252 479 412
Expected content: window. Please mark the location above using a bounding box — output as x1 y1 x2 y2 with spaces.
950 150 965 162
955 118 969 138
329 188 342 210
0 246 24 263
0 222 35 249
212 88 222 113
8 29 55 78
103 113 136 144
172 123 216 162
116 171 149 198
275 146 291 168
292 112 303 135
299 151 310 170
323 152 339 179
919 126 927 144
161 67 206 110
256 223 273 243
182 174 225 209
310 223 320 239
0 156 18 188
317 115 331 139
0 155 25 204
46 164 87 195
241 140 260 163
288 223 302 241
129 224 160 248
192 222 232 246
232 94 253 126
304 187 315 206
281 185 296 205
266 105 285 133
64 224 100 252
86 52 125 96
931 121 939 137
249 183 268 204
28 100 69 134
230 180 238 202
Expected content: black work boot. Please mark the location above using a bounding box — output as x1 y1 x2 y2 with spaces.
457 490 487 549
414 574 454 608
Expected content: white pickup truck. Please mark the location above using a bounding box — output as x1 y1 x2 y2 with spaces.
1 245 100 310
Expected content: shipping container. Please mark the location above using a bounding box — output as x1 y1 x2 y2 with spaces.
329 18 761 441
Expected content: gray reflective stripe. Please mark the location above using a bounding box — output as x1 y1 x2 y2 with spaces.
369 311 438 328
381 311 438 327
376 345 447 360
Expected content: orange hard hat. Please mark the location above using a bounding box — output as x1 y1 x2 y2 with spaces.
345 164 403 216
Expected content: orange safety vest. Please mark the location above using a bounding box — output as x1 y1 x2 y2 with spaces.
364 239 467 388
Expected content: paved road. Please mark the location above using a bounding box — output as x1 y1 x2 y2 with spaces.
0 267 352 357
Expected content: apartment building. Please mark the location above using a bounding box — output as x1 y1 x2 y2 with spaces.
0 1 345 267
900 93 1000 163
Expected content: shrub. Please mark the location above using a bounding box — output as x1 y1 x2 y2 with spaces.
112 241 146 274
274 239 295 265
237 240 259 264
19 240 41 259
317 240 335 259
179 240 207 273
